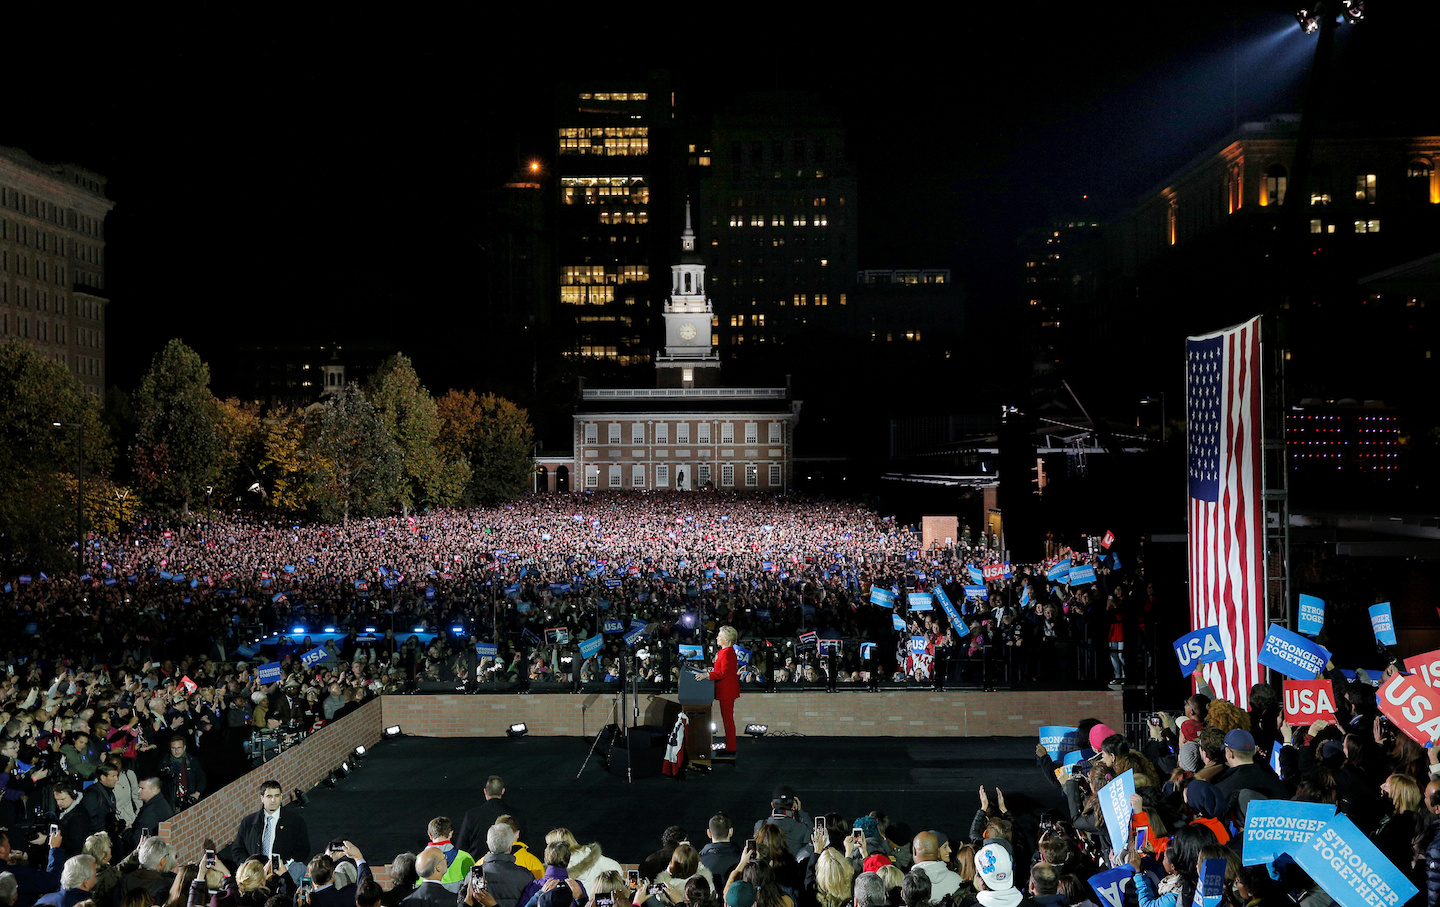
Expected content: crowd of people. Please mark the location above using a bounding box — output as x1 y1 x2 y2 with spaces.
11 649 1435 907
1 493 1161 698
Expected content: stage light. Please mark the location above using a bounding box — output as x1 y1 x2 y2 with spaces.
1342 0 1362 22
337 760 351 776
291 626 305 634
1295 8 1320 32
384 725 402 738
506 723 529 738
681 613 695 628
291 788 309 807
353 745 367 759
322 772 337 789
323 626 336 633
364 626 376 633
413 626 425 633
451 625 465 634
745 724 769 737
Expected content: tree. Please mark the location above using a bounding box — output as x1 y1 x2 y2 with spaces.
256 408 312 514
212 397 264 506
367 354 465 512
439 389 534 506
307 385 401 522
132 339 220 511
0 341 114 571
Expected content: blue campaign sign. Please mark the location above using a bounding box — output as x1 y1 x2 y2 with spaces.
870 586 896 607
578 633 604 659
1369 602 1398 647
1068 565 1097 586
1173 626 1227 674
1259 623 1332 680
1197 859 1226 907
1298 594 1326 636
476 642 498 658
1020 585 1031 606
909 636 928 654
623 619 648 646
1098 769 1135 859
892 614 907 632
1039 726 1080 761
256 663 282 684
515 601 531 613
756 608 772 621
1047 559 1071 581
1088 866 1133 907
860 642 876 660
934 587 966 635
678 644 704 661
1291 814 1416 907
1241 798 1336 865
300 646 328 668
967 564 984 584
603 619 625 634
605 578 621 589
962 585 989 600
909 592 934 611
734 644 752 667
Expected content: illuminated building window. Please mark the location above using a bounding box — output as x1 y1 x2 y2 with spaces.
632 423 645 444
814 214 827 226
632 465 645 487
753 314 765 326
586 466 598 488
750 215 764 227
729 315 742 327
744 423 758 444
793 214 807 226
745 464 758 487
794 294 806 306
839 294 847 305
721 423 735 444
698 422 711 443
608 423 622 444
1263 164 1287 207
677 423 690 443
769 464 782 486
655 423 668 444
1355 173 1377 203
609 465 622 487
656 464 669 487
698 464 711 486
1354 220 1381 233
721 465 735 487
711 332 719 346
769 422 782 444
730 215 742 227
1310 219 1323 234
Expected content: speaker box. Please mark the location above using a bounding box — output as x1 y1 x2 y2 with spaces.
606 726 665 779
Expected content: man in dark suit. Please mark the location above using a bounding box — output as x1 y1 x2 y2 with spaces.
226 779 311 874
302 843 371 907
125 778 174 849
401 848 456 907
457 777 524 859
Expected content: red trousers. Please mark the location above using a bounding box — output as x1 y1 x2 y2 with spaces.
718 696 737 751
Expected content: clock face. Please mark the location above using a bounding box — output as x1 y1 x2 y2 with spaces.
679 322 697 341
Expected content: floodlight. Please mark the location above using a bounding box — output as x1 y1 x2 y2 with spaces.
1342 0 1362 22
383 725 402 738
413 626 425 633
506 723 529 738
353 745 367 759
745 724 769 737
291 626 305 634
1295 8 1320 32
323 627 336 633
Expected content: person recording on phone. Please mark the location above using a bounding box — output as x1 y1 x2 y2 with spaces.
693 626 740 757
296 842 369 907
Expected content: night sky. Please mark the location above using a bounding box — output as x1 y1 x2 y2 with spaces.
2 5 1429 398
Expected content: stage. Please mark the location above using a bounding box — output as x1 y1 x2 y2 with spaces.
291 733 1063 872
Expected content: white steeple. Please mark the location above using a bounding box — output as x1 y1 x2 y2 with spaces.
656 199 718 387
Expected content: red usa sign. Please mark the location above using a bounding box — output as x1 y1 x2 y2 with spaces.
1404 647 1440 689
1283 679 1337 725
1379 673 1440 745
982 563 1006 582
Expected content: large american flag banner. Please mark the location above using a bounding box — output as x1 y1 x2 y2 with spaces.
1187 315 1264 709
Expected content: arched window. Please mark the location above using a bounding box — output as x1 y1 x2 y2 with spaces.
1406 158 1435 205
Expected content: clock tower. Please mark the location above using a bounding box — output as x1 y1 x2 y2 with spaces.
656 201 720 388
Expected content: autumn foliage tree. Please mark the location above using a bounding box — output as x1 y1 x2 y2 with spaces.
438 389 534 506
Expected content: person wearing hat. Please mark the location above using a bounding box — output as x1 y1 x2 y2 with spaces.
1213 728 1288 821
969 843 1031 907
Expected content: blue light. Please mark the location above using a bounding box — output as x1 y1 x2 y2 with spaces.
413 626 425 632
323 626 336 633
364 626 376 632
451 625 464 634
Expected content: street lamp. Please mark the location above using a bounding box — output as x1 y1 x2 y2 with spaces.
52 421 84 576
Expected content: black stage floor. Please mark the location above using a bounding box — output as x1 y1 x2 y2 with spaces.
294 734 1061 866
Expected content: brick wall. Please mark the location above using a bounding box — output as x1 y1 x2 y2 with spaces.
379 689 1123 739
158 699 383 864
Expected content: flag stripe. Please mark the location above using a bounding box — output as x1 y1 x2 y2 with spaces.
1188 316 1264 708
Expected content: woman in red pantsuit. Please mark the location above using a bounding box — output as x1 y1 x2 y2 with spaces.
697 625 741 755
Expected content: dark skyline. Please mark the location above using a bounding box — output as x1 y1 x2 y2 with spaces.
2 6 1430 398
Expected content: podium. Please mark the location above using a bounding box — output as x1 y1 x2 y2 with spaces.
678 671 714 766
